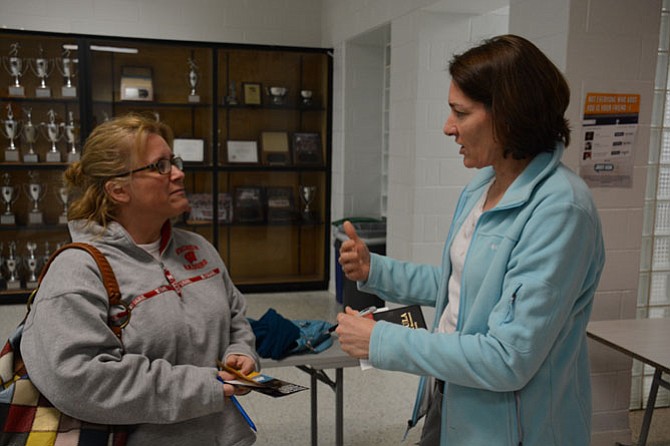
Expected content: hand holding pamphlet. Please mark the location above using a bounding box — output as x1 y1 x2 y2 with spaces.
217 361 308 398
359 305 427 370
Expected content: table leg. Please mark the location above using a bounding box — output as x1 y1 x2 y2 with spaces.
638 368 662 446
336 368 343 446
311 372 318 446
295 366 346 446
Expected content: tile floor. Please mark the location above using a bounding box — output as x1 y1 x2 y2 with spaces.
2 290 669 445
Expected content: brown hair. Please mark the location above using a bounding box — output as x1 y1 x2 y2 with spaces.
63 113 174 229
449 34 571 159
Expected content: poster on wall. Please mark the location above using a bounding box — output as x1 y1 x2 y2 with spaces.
579 92 639 188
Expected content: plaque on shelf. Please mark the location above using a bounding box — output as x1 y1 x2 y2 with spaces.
261 131 290 165
292 132 323 166
187 192 232 223
226 140 258 164
242 82 262 105
266 187 295 222
234 186 264 223
174 138 205 162
120 66 154 101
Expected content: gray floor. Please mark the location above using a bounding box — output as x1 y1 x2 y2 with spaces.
2 290 670 445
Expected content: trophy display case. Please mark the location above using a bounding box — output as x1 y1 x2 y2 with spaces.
0 29 331 302
215 49 329 287
0 31 82 302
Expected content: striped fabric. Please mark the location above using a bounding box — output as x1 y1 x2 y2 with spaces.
0 321 127 446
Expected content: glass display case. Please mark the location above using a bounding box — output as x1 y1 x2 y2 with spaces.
0 30 331 302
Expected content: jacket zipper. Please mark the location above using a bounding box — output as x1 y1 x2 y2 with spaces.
515 390 524 445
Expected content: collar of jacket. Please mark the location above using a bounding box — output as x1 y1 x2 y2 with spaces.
462 142 564 211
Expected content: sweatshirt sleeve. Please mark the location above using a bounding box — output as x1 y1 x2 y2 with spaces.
219 265 260 368
20 251 225 425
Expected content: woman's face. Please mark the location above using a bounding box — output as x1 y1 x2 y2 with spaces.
125 133 190 221
443 80 503 169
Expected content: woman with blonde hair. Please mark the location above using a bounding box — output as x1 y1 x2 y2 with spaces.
21 114 259 446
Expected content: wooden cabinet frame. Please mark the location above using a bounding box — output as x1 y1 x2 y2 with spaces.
0 29 332 303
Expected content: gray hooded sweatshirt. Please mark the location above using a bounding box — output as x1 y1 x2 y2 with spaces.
21 219 259 446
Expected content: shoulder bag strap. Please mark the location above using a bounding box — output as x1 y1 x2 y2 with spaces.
28 242 125 340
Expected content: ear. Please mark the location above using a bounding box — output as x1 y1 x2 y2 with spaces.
104 179 130 204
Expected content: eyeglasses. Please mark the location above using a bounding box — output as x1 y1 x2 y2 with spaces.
112 156 184 178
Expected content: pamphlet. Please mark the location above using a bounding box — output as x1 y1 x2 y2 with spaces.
218 362 308 398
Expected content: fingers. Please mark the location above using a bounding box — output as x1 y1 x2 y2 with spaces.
342 220 360 242
223 383 238 397
344 305 358 315
225 354 256 376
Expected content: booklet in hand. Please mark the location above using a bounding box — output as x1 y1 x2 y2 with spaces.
218 362 308 398
358 305 427 371
371 305 426 329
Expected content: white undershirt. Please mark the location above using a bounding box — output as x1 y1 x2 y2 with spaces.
137 239 161 260
438 183 491 334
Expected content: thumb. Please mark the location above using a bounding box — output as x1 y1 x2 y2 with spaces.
343 221 360 242
344 305 357 315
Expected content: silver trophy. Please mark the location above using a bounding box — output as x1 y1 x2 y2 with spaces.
56 48 77 97
2 43 27 96
30 46 54 97
24 242 39 289
300 89 313 107
226 81 238 105
41 241 52 269
267 86 288 105
63 111 79 162
57 186 70 224
41 109 62 162
22 107 39 162
1 173 19 225
5 242 21 290
25 170 46 225
187 58 200 103
299 185 317 222
1 103 21 162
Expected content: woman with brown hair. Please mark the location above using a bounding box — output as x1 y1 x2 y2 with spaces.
337 35 605 445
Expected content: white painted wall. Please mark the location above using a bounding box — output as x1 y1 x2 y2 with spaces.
0 0 322 47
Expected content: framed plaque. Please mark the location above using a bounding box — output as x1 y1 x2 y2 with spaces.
261 131 290 165
266 187 295 222
226 140 258 164
174 138 204 162
292 132 323 166
243 82 262 105
234 186 264 223
120 66 154 101
187 192 232 223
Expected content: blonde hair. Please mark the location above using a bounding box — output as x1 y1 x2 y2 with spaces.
63 113 174 229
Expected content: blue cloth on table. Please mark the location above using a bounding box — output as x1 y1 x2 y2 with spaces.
249 308 334 359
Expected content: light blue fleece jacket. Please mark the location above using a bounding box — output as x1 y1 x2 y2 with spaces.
360 144 605 445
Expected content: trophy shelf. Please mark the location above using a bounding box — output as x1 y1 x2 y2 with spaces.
1 29 332 300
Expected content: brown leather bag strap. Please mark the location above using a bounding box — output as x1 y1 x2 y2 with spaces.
28 242 125 341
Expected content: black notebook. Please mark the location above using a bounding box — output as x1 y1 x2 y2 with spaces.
372 305 426 330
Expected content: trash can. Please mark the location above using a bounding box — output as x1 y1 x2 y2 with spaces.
332 218 386 311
